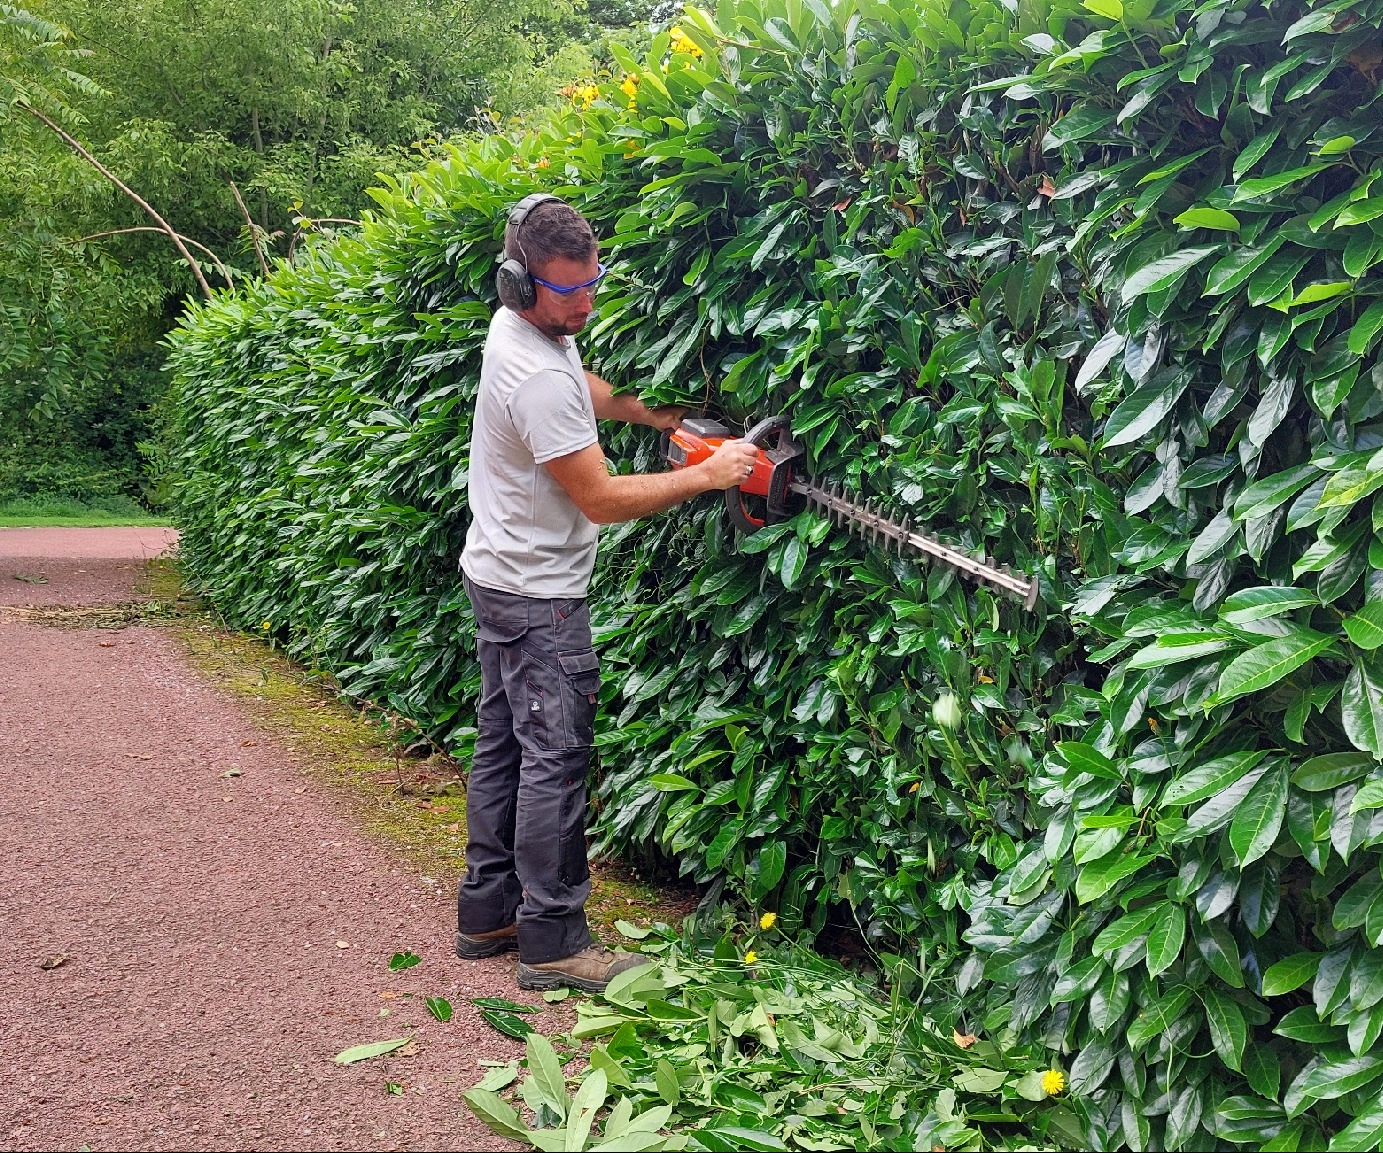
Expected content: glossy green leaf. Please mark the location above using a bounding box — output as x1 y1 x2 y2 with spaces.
1127 632 1236 668
1175 207 1240 231
1076 850 1157 904
1102 370 1192 447
1126 985 1195 1049
1328 1101 1383 1152
1092 902 1163 956
1121 247 1220 300
1230 762 1290 866
1232 463 1320 521
482 1009 535 1039
462 1088 530 1142
1233 162 1330 201
1175 762 1271 843
1289 1052 1383 1111
1342 663 1383 757
333 1037 410 1064
1262 952 1323 997
1351 778 1383 814
1245 1044 1282 1101
1145 902 1186 977
1338 196 1383 226
1292 752 1375 791
1343 602 1383 650
1056 741 1122 780
1201 986 1248 1071
1275 1005 1341 1044
1204 237 1286 296
649 773 700 792
1163 751 1268 807
1348 299 1383 355
1209 633 1336 706
1221 586 1319 624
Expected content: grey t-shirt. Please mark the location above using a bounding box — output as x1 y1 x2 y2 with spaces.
461 307 600 598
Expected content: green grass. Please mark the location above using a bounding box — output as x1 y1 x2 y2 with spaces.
0 494 172 528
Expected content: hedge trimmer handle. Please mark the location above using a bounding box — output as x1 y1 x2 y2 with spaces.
658 414 804 534
724 415 797 534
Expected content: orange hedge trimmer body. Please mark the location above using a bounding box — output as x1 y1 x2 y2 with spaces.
661 414 1039 610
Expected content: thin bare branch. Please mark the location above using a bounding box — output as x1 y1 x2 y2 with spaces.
22 101 214 298
229 181 270 278
74 227 234 288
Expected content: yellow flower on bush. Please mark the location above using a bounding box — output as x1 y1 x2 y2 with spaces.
669 26 703 56
744 949 758 964
620 73 639 108
1041 1069 1065 1096
759 911 777 931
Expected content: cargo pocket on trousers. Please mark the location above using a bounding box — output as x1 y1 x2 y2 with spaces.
558 780 591 887
557 649 600 749
476 617 529 645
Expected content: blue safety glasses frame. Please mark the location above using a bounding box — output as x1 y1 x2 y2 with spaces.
530 262 609 296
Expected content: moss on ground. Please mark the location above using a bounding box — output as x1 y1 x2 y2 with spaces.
135 556 694 937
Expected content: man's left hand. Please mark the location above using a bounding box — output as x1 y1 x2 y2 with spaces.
647 406 688 431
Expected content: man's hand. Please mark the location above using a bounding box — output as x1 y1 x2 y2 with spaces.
701 438 761 491
646 405 687 431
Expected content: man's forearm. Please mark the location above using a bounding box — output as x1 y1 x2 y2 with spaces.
585 464 716 524
586 370 662 427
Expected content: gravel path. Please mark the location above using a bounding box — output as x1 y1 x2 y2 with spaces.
0 529 520 1151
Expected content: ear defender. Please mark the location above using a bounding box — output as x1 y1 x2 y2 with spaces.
496 192 563 312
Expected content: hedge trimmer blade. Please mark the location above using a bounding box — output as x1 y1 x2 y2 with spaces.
661 413 1040 611
789 477 1040 610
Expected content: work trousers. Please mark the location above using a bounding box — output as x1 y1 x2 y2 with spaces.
458 575 598 964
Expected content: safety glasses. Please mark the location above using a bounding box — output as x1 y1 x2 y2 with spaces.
531 262 608 297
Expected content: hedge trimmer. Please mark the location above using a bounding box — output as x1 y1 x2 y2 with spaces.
661 414 1039 610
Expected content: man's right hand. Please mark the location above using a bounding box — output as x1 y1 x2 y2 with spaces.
700 438 762 491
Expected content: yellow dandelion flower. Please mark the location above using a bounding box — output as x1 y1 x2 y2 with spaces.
1041 1069 1065 1096
744 949 758 964
759 912 777 931
261 621 271 630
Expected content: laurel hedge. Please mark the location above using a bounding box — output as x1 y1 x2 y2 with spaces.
167 0 1383 1145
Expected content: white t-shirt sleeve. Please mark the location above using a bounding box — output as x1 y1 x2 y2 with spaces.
507 369 598 464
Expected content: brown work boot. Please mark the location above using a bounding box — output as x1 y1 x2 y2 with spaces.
455 923 518 960
518 944 651 993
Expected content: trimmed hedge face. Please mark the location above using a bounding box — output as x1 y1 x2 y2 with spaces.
168 0 1383 1146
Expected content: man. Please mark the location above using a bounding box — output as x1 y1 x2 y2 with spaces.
456 194 759 992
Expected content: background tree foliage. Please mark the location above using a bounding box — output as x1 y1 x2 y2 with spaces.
169 0 1383 1147
0 0 649 503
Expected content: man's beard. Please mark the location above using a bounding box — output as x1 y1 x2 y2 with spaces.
538 315 589 338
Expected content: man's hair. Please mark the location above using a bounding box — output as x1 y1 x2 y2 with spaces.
505 200 597 275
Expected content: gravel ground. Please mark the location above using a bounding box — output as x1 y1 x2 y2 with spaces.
0 528 523 1151
1 527 180 608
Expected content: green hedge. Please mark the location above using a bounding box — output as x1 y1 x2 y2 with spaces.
168 0 1383 1146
